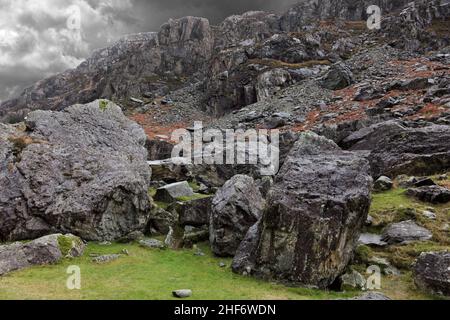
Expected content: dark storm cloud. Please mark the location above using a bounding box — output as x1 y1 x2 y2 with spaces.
0 0 301 102
129 0 300 32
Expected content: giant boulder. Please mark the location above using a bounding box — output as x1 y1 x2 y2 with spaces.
0 100 151 241
232 132 372 288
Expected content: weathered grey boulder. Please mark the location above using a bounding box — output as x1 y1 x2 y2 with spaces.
146 204 178 235
210 175 265 257
381 221 432 245
345 121 450 178
139 239 165 249
406 186 450 204
172 289 193 298
154 181 194 203
414 251 450 296
256 68 293 101
0 234 85 276
0 101 151 242
374 176 393 192
178 197 213 227
358 233 388 247
92 254 121 264
338 270 366 291
232 132 372 288
320 62 354 90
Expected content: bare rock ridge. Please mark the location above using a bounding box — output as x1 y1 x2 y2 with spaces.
1 0 449 122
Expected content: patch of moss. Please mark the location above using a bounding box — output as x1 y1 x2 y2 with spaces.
57 235 74 257
354 245 373 264
99 100 109 111
176 193 212 202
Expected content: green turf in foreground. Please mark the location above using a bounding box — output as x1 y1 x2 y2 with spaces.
0 243 355 300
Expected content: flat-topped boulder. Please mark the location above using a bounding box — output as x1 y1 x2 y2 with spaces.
381 221 433 245
154 181 194 203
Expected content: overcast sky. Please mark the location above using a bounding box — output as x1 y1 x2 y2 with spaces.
0 0 300 102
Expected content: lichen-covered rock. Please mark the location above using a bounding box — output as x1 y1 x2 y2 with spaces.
0 234 85 276
381 221 433 245
0 100 151 242
232 132 372 288
339 270 367 291
374 176 393 192
414 251 450 296
210 175 265 257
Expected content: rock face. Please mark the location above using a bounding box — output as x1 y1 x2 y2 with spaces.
210 175 265 257
0 100 151 242
346 121 450 178
381 221 433 245
414 251 450 296
406 186 450 204
0 234 85 276
232 132 372 288
0 16 214 122
1 0 437 123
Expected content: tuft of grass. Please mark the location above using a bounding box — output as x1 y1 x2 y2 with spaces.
99 100 109 111
0 242 356 300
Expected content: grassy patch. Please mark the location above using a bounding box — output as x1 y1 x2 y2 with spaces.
0 243 355 300
99 100 109 111
176 194 212 202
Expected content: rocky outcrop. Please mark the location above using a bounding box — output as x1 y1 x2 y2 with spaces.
210 175 265 257
0 100 151 242
381 0 450 51
345 121 450 178
280 0 413 32
232 132 372 288
414 251 450 296
0 234 85 276
2 0 437 123
0 16 214 122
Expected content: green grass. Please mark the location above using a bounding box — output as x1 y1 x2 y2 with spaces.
176 194 212 202
0 243 355 300
354 183 450 299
